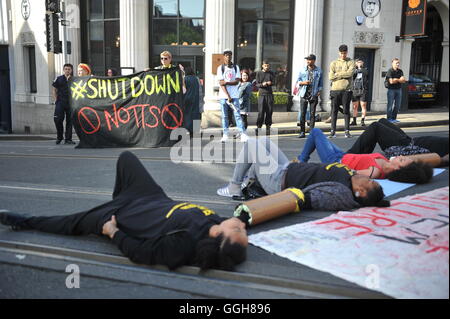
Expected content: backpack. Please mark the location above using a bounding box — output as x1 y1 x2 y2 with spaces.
384 76 390 89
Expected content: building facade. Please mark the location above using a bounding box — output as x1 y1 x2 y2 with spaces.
1 0 448 134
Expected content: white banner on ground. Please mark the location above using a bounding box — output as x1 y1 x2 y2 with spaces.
249 187 449 299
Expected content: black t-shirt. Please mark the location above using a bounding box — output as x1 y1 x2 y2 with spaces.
256 70 275 95
386 68 404 90
413 136 449 157
52 75 71 102
114 196 226 243
285 162 353 190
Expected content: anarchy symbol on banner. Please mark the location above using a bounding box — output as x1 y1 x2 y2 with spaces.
78 107 101 135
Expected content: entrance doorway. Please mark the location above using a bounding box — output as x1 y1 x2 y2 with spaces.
354 48 376 111
0 45 11 133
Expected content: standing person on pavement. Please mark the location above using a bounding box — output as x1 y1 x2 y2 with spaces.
52 63 75 145
350 58 369 127
217 49 248 142
255 61 275 134
183 67 201 136
385 58 406 123
296 54 323 138
238 69 253 130
329 44 355 138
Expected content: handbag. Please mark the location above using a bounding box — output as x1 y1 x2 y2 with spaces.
237 178 267 200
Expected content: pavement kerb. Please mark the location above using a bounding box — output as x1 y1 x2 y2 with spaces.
0 111 448 141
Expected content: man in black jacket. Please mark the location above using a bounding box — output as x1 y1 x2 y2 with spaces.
0 152 247 271
255 61 275 133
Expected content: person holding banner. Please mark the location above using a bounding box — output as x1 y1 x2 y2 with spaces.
0 151 247 271
77 63 92 76
183 67 201 135
217 49 249 143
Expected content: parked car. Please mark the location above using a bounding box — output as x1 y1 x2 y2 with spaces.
408 73 437 105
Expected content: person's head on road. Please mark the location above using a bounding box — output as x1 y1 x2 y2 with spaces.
305 54 316 68
350 175 390 207
78 63 92 76
385 158 433 184
262 61 270 72
223 49 233 66
356 58 364 69
338 44 348 60
63 64 73 78
160 51 173 68
392 58 400 70
195 217 247 271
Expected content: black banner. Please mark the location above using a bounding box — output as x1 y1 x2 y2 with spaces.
69 68 184 148
400 0 427 37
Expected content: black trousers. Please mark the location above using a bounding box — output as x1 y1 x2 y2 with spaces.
256 94 274 128
299 97 319 133
330 90 352 132
24 151 168 236
346 118 413 154
54 101 73 141
347 118 449 156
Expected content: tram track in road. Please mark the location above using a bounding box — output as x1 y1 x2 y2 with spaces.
0 239 388 299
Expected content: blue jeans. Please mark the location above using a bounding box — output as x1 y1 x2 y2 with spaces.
220 98 245 135
298 128 345 163
387 88 402 120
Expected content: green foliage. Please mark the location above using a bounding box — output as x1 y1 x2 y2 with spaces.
250 92 289 105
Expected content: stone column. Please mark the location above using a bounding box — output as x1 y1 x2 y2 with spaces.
290 0 324 112
203 0 235 119
120 0 149 73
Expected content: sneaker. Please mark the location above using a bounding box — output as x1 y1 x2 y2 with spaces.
325 117 332 124
392 119 400 123
298 132 306 138
55 139 62 145
64 140 76 145
240 133 249 142
217 184 243 198
344 130 352 138
220 135 229 143
328 131 337 138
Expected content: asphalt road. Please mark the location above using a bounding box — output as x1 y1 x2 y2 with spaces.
0 125 448 299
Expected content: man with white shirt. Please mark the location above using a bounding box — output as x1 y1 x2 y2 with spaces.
217 49 248 143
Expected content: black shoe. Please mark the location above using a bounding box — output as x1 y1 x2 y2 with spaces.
344 130 352 138
55 139 62 145
298 132 306 138
328 131 337 138
64 140 76 145
0 210 30 231
361 119 366 127
350 119 357 126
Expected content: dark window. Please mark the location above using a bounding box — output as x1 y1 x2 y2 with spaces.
83 0 120 75
27 46 37 93
236 0 293 93
152 0 205 80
